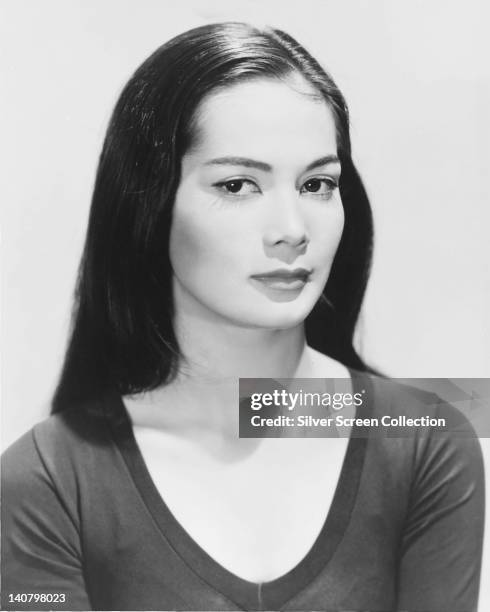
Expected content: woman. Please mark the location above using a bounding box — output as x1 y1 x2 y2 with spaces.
1 22 484 611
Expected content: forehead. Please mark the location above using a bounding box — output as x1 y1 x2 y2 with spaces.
188 78 338 164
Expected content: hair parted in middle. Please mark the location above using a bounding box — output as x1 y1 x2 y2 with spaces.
52 21 375 415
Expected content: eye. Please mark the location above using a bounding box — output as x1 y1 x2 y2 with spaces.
301 177 338 199
213 179 261 197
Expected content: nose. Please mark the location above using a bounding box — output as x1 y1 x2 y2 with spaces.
263 191 309 262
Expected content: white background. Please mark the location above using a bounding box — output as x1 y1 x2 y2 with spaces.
2 0 489 607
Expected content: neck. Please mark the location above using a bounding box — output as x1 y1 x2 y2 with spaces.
176 314 308 383
127 306 317 442
125 296 351 457
175 311 311 445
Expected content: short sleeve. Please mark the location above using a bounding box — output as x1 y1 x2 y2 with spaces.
396 405 485 612
1 429 92 611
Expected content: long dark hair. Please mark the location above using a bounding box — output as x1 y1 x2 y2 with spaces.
52 22 375 415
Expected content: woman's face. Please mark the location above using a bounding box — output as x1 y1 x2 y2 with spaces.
170 76 344 330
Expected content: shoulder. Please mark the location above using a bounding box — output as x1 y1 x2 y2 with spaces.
360 372 484 485
2 406 117 498
1 403 133 546
3 406 110 458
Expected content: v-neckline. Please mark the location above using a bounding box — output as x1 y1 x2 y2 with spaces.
110 368 373 611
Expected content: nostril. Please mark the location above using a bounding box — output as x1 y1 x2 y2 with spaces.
291 234 309 250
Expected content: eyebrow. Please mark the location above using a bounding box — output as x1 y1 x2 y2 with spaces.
203 155 340 173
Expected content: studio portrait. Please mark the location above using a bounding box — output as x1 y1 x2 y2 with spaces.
1 1 489 611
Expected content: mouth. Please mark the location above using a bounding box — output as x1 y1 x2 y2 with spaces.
250 268 312 291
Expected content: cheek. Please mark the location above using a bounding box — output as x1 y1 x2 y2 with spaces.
169 206 240 284
169 212 200 277
311 200 345 261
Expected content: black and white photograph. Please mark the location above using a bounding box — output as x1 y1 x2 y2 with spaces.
1 1 489 610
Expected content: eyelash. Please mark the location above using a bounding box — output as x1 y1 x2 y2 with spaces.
213 177 339 200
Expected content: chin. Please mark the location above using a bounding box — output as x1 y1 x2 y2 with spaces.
235 301 315 330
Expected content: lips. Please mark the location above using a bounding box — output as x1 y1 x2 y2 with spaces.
251 268 311 282
250 268 312 293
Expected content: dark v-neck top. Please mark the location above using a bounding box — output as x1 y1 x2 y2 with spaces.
1 371 485 611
